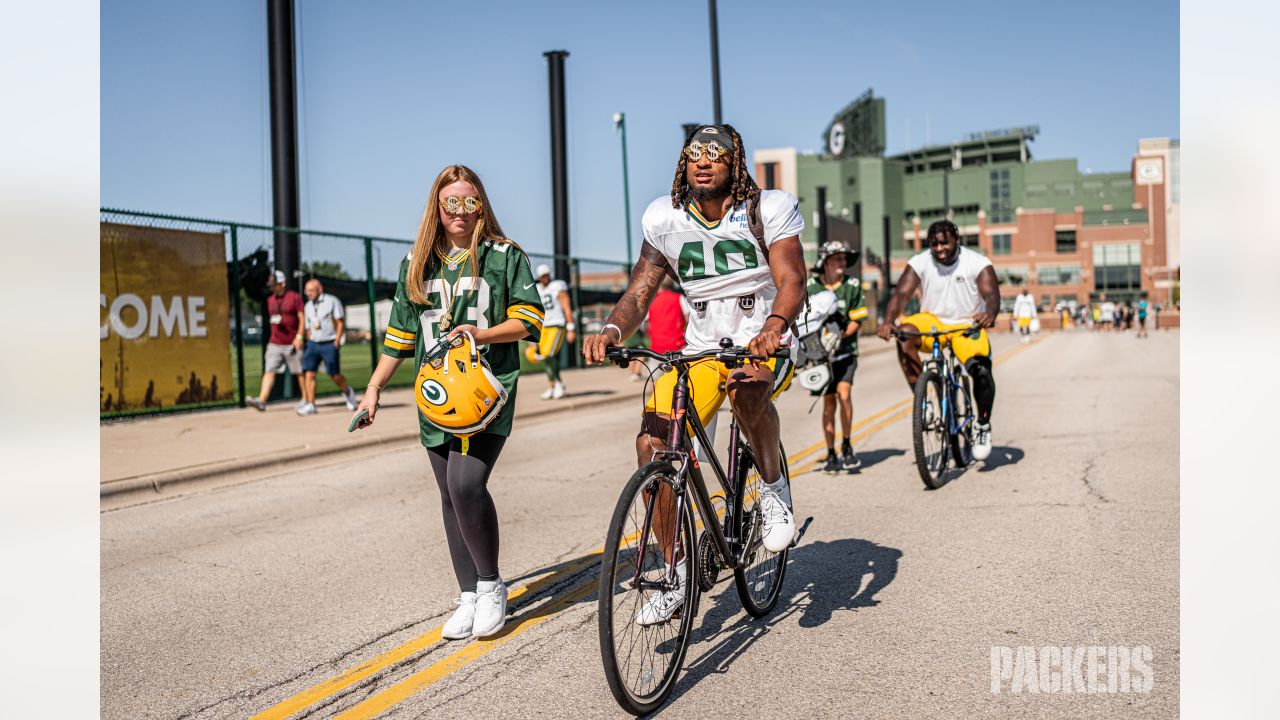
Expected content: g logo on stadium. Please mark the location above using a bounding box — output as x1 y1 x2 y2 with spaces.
420 379 448 406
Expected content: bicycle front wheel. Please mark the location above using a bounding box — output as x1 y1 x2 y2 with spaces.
733 443 790 617
912 369 952 489
598 462 700 715
950 373 975 468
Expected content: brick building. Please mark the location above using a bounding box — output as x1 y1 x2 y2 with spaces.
754 91 1180 315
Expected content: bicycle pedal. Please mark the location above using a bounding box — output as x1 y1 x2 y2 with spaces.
790 516 815 548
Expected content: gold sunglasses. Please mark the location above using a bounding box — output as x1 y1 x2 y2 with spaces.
439 195 483 215
684 140 729 163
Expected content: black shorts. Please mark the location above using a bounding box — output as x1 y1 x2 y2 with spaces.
824 354 857 396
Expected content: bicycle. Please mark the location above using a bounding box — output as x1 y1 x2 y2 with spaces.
596 339 810 715
892 324 981 489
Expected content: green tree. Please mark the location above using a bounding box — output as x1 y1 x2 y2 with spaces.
302 260 351 280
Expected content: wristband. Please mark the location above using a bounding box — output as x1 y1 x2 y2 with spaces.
367 383 383 393
602 323 622 340
765 313 789 327
565 322 575 332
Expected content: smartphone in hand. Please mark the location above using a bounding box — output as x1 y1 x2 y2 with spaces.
347 408 371 432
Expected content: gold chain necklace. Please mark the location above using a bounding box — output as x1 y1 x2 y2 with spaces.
435 246 472 331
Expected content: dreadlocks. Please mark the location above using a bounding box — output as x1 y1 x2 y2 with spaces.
670 124 760 210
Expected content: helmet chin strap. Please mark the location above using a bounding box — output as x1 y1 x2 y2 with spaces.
462 330 479 367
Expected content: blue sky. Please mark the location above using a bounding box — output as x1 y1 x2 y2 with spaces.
102 0 1179 269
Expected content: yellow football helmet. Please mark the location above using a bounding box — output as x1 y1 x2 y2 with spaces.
415 331 507 437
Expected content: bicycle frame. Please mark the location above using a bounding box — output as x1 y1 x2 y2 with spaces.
923 332 975 439
632 358 750 583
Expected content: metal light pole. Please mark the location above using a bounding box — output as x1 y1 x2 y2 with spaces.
613 112 634 268
708 0 722 124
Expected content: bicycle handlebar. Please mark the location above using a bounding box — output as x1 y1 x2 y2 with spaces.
604 343 789 369
891 323 982 341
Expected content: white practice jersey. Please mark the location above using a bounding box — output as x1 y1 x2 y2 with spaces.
906 246 995 325
537 279 568 327
1013 294 1037 319
641 189 804 352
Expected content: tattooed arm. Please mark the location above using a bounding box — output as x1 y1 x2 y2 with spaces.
582 242 669 365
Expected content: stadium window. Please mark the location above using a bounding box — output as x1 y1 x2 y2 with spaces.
1056 230 1077 253
1037 263 1081 286
763 163 778 189
993 233 1012 255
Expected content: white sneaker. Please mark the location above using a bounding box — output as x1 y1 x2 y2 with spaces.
973 423 993 461
635 562 687 626
551 382 566 399
759 481 796 553
540 387 554 400
441 591 477 640
343 388 358 411
472 579 508 638
246 397 266 411
296 403 317 416
295 400 308 411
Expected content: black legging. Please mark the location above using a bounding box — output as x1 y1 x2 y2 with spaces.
965 356 996 424
426 433 507 593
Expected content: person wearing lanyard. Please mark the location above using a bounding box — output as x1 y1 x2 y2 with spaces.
297 279 358 415
350 165 543 640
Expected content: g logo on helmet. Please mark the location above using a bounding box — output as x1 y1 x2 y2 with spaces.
419 379 448 406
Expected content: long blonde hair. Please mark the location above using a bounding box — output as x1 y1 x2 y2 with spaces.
406 165 513 305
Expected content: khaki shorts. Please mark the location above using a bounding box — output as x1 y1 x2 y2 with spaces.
264 342 302 375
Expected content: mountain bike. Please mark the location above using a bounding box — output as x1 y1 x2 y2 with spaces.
597 339 809 715
892 324 980 489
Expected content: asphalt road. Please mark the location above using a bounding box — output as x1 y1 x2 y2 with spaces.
101 329 1179 719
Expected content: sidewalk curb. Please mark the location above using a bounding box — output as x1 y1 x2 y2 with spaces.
100 388 641 500
102 344 895 501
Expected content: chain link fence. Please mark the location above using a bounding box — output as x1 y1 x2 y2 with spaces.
101 209 629 418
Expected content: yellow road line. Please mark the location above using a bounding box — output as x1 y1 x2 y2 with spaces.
254 337 1049 718
333 582 598 720
791 406 913 476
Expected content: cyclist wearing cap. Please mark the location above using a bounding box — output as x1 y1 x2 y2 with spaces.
583 124 808 624
526 263 575 400
877 219 1001 460
808 241 868 473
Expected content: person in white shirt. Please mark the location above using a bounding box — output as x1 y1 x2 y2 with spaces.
877 219 1002 460
1013 288 1037 344
525 264 575 399
299 279 358 415
582 124 808 625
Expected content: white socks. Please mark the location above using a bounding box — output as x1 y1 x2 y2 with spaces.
763 476 792 508
476 578 503 594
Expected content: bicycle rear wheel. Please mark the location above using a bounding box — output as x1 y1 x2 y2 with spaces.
598 462 700 715
733 443 790 617
912 369 952 489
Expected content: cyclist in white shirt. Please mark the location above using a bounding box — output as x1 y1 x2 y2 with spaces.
583 124 808 624
1013 288 1037 344
877 220 1002 460
526 264 575 399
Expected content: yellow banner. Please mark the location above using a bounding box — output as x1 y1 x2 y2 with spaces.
100 222 234 413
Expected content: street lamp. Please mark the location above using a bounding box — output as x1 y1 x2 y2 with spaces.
613 112 634 268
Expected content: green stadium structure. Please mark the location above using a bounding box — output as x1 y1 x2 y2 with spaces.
754 92 1179 315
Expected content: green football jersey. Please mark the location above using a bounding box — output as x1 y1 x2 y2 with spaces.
382 238 544 448
806 276 869 356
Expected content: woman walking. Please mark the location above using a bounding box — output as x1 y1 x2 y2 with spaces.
352 165 544 639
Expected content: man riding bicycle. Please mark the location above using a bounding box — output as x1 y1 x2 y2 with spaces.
583 124 808 623
877 219 1001 460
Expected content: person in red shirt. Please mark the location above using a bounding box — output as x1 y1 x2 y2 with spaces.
246 271 305 411
643 277 691 369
